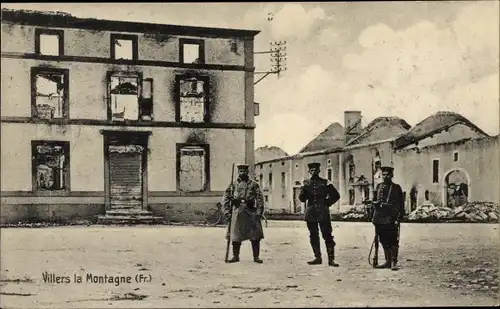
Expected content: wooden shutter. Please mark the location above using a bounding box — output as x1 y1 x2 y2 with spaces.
109 149 142 208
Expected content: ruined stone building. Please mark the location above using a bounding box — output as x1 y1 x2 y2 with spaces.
392 112 499 212
0 9 259 224
255 111 499 215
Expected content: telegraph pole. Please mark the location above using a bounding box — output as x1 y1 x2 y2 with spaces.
254 40 287 85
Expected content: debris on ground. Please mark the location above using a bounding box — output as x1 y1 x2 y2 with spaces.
340 205 368 220
445 264 499 297
408 202 499 223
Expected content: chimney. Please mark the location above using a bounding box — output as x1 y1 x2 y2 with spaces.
344 111 362 144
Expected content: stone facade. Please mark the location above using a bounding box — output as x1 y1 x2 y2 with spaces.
0 9 259 223
255 111 499 215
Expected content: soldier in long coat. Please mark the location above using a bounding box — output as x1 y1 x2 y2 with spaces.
299 162 341 267
372 166 405 270
222 164 265 263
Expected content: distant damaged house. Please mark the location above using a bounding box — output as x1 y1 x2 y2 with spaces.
255 110 498 215
392 112 499 211
254 121 345 214
0 9 259 224
340 114 411 211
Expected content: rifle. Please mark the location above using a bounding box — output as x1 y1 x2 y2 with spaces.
224 163 235 263
369 232 380 268
365 199 379 268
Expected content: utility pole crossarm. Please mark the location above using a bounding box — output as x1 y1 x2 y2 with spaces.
253 41 287 85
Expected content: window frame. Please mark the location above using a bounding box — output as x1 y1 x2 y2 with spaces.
179 38 205 64
106 71 146 121
31 140 71 195
35 28 64 56
175 74 210 123
110 33 138 60
31 67 70 119
432 158 440 184
327 167 333 181
176 143 210 192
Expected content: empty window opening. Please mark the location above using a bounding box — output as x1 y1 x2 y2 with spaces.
327 168 333 181
178 76 207 123
178 145 208 192
111 34 137 60
453 152 459 162
32 69 68 119
432 159 439 183
32 141 69 191
109 74 139 121
425 190 430 201
349 188 355 205
40 34 61 55
180 39 205 64
140 78 154 120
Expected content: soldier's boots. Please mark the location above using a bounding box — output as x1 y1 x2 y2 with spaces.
326 242 339 267
390 246 399 271
376 247 392 269
307 241 322 265
227 242 241 263
251 240 263 264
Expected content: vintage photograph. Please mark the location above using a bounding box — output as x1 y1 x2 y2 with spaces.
0 1 499 308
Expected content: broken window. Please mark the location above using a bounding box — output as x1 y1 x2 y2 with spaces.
178 76 208 123
178 145 208 192
109 74 139 121
180 39 204 64
111 34 137 60
32 68 68 119
140 78 154 120
36 29 63 56
32 141 70 192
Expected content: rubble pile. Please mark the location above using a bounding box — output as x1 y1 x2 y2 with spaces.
341 205 369 220
408 202 499 222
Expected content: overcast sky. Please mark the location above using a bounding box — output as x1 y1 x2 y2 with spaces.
3 2 499 154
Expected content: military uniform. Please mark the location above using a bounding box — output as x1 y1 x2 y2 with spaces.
299 162 341 266
222 165 265 263
372 166 405 270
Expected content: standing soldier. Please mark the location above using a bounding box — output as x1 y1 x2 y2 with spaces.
299 162 341 267
222 164 265 263
372 166 405 270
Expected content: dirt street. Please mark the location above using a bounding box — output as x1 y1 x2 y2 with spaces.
1 221 498 308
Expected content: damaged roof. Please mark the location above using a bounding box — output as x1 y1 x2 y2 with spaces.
393 111 490 149
345 116 411 147
1 8 260 38
298 122 345 153
255 146 289 163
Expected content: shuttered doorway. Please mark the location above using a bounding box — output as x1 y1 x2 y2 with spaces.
109 145 143 210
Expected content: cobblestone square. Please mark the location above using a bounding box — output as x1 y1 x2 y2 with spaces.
1 221 498 308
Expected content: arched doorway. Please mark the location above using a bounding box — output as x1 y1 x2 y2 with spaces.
444 169 469 208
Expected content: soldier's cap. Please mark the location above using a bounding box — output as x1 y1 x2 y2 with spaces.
237 164 249 170
381 166 394 173
307 162 321 169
